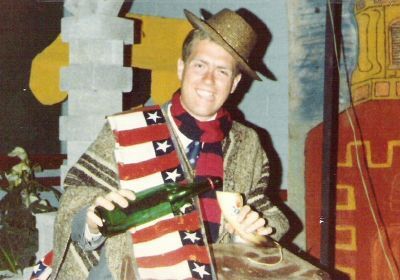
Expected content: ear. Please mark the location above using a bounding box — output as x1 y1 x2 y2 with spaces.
177 58 185 81
230 73 242 94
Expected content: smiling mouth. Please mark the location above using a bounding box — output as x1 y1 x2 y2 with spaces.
196 89 214 101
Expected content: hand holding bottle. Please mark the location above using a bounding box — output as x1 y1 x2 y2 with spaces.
93 178 221 237
87 189 136 234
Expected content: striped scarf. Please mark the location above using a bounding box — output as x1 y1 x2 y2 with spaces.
170 92 232 242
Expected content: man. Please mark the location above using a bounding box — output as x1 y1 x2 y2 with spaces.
51 8 289 279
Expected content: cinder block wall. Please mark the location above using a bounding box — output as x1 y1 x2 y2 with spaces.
59 1 133 180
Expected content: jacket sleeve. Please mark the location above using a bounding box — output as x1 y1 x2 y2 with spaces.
223 122 289 241
71 206 107 251
52 122 120 278
246 142 289 241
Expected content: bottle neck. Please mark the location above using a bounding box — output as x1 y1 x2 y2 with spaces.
168 178 221 205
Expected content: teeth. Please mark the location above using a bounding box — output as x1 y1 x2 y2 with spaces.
197 90 213 99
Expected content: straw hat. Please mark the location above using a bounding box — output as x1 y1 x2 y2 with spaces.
184 9 261 81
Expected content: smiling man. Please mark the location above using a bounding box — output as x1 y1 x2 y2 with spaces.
178 38 242 121
52 9 289 279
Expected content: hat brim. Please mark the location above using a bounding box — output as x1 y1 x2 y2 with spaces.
184 9 261 81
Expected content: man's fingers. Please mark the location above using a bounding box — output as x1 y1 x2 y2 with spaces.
245 217 265 233
95 196 115 210
87 210 103 228
234 204 274 237
105 191 129 208
119 189 136 201
256 226 274 236
87 189 134 235
242 211 260 228
237 205 251 222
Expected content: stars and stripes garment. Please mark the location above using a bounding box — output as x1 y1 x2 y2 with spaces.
107 105 215 279
30 251 53 280
31 105 215 280
34 100 290 279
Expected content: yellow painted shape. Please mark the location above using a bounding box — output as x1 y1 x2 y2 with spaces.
29 34 69 105
126 13 192 105
338 140 400 168
336 225 357 251
351 3 400 103
353 9 384 83
336 184 356 211
335 265 356 280
357 13 374 73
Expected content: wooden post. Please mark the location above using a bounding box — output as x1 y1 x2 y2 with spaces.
320 0 342 272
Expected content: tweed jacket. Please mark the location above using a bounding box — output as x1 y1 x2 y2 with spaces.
51 110 289 279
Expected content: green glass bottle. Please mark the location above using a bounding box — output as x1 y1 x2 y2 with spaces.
95 177 222 236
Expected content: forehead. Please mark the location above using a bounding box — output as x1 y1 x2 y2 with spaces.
189 38 238 68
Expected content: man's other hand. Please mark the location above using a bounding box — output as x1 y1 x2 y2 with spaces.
225 205 273 242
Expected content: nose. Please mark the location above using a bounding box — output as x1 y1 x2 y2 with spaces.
203 69 215 84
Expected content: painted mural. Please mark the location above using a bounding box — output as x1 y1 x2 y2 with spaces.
305 1 400 279
287 0 358 249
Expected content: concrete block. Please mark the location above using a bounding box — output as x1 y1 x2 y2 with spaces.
67 90 123 115
69 39 124 65
95 0 126 16
59 115 107 141
60 64 132 92
61 15 134 44
64 0 125 17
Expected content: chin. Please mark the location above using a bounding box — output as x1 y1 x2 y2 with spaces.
189 110 213 121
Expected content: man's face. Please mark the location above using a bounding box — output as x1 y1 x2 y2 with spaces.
177 39 242 121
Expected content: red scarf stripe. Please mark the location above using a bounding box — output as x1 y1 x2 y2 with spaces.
114 124 170 146
195 153 224 178
132 212 201 243
172 116 183 128
118 151 180 180
135 245 211 268
197 119 226 142
199 198 222 224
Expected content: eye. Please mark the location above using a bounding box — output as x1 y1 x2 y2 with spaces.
218 69 231 77
194 62 204 68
